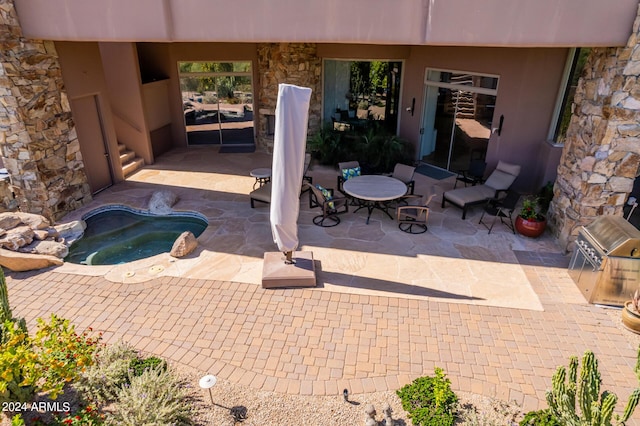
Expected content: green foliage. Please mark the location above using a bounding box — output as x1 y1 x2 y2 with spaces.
0 320 38 403
11 414 25 426
107 365 195 426
129 356 166 377
545 348 640 426
519 197 544 221
33 315 102 400
308 122 414 173
51 404 104 426
75 341 139 404
0 314 101 404
396 368 458 426
538 181 554 214
519 409 561 426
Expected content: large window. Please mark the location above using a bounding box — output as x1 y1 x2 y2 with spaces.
323 60 402 132
178 61 254 146
550 48 590 144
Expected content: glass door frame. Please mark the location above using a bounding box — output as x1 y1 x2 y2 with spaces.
178 61 254 146
419 68 499 170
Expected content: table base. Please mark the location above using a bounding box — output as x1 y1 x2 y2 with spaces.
353 199 394 224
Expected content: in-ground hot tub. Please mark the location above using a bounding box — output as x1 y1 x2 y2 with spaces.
65 205 208 266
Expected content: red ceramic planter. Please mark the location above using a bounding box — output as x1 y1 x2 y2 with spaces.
515 216 547 238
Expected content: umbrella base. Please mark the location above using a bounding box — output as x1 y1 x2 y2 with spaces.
262 251 316 288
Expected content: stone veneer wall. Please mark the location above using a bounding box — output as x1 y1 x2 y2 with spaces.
256 43 322 152
0 0 91 221
549 4 640 250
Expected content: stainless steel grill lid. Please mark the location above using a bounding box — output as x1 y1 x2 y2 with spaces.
582 216 640 257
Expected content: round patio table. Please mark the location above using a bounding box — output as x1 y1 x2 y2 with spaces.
250 168 271 189
343 175 407 224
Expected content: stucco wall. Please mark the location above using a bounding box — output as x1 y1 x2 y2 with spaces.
55 41 123 186
399 46 568 192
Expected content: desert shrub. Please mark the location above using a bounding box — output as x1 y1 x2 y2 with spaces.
519 409 561 425
0 320 38 403
397 368 458 426
0 315 101 404
51 404 104 426
129 356 166 377
107 365 195 426
75 341 138 404
33 315 102 399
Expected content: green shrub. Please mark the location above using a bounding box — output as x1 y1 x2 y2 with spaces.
397 368 458 426
129 356 166 377
52 404 104 426
519 409 561 425
0 315 100 404
33 314 102 399
107 365 195 426
75 341 139 404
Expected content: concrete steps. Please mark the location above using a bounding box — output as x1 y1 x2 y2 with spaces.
118 143 145 177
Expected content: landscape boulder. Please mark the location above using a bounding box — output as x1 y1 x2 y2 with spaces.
149 190 179 215
18 240 69 259
170 231 198 257
0 226 35 250
54 220 86 246
0 248 63 271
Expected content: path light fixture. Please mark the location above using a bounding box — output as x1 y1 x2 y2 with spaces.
199 374 217 405
198 374 248 422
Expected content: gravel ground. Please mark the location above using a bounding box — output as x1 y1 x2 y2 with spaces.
179 366 522 426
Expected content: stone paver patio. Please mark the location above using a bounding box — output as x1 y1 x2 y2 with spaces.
5 147 640 419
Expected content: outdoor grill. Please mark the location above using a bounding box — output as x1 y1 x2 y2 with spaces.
569 216 640 306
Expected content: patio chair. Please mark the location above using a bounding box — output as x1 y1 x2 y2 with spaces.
442 160 521 219
396 184 441 234
390 163 416 195
303 153 313 185
478 189 520 234
453 150 487 189
307 183 348 227
337 160 361 196
249 182 271 208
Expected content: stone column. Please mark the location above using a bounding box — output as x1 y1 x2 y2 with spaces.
549 4 640 250
0 0 91 221
256 43 322 152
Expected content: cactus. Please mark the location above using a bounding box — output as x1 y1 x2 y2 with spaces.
546 348 640 426
0 268 26 345
0 268 12 323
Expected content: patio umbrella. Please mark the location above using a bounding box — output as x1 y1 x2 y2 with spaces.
270 84 312 263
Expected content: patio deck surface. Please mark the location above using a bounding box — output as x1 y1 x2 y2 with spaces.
5 147 640 417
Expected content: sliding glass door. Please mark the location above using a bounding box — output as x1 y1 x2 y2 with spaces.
178 62 254 146
420 70 498 171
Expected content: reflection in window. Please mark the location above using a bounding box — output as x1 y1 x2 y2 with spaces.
553 48 590 144
178 61 254 145
324 60 402 132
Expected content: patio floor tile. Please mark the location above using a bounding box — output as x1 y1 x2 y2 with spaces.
5 148 640 421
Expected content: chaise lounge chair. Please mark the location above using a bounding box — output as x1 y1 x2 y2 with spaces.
441 160 521 219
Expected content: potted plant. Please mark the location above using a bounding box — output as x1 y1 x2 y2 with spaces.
622 289 640 334
515 196 547 238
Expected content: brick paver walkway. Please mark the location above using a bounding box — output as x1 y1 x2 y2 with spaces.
7 257 640 416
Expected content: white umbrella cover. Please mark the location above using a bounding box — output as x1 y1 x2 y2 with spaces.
270 84 312 261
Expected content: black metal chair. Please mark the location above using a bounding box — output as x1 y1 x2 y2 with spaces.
454 150 487 189
478 189 520 234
